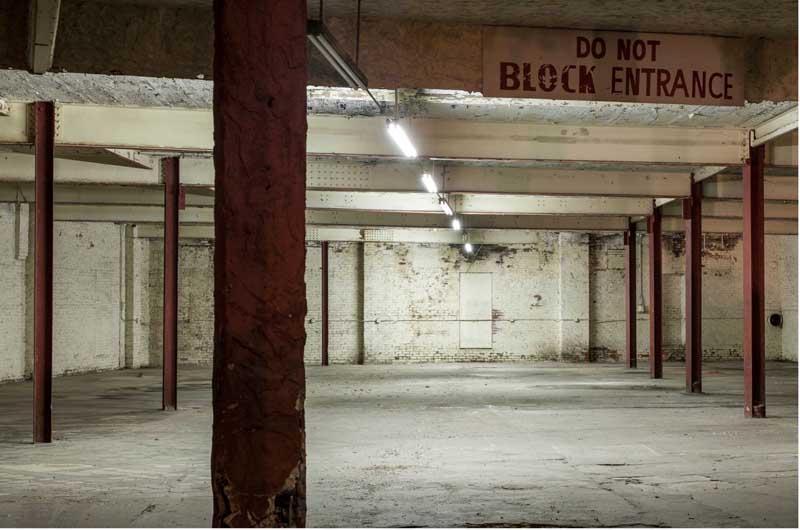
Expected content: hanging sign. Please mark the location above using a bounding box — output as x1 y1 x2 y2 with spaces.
482 27 744 106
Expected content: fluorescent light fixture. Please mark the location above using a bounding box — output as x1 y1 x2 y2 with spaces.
451 218 462 231
439 199 453 216
387 120 417 158
464 242 474 253
307 21 368 91
421 173 437 194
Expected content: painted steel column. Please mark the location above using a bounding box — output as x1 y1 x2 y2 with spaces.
321 241 329 366
33 101 54 444
684 181 702 393
162 157 179 411
743 145 766 418
211 0 308 526
647 210 663 379
624 222 637 368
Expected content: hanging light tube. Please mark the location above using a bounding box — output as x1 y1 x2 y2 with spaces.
387 120 417 158
439 198 454 216
421 173 437 194
464 242 474 254
451 218 462 231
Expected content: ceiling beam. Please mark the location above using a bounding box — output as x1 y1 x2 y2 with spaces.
661 199 798 219
750 107 798 147
133 223 620 243
306 191 652 216
0 102 751 166
306 211 629 231
655 217 797 235
27 0 61 74
703 176 798 200
186 158 694 198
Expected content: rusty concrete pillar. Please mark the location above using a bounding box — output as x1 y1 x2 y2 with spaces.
162 157 179 411
33 101 54 444
624 221 637 369
684 181 703 393
321 241 329 366
647 210 663 379
211 0 308 526
743 145 766 418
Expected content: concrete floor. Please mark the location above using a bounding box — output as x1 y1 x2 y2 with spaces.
0 362 796 528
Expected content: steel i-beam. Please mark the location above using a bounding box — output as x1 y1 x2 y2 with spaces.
684 181 703 393
743 145 766 418
33 101 55 444
321 241 329 367
624 221 637 369
648 209 663 379
162 157 179 411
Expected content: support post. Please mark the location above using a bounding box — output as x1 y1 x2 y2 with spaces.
211 0 308 526
33 101 54 444
647 209 663 379
743 145 766 417
321 241 329 366
357 241 366 365
162 157 179 411
684 181 702 393
624 221 637 369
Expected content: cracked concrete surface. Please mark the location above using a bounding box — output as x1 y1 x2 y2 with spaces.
0 362 796 527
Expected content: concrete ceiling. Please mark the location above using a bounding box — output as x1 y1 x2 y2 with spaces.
1 71 796 131
96 0 799 38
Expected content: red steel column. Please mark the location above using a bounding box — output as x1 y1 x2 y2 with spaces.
743 145 766 418
33 101 54 444
648 210 663 379
162 157 179 411
684 181 703 393
211 0 308 526
321 241 329 366
624 222 637 368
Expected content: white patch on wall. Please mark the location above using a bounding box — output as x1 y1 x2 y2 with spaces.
459 272 493 348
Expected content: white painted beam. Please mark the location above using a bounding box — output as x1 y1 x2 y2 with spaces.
0 102 751 166
661 199 798 219
306 210 629 231
440 166 690 198
306 190 652 216
134 223 623 243
692 166 727 183
310 115 748 166
750 107 798 147
765 130 798 167
703 177 798 201
41 201 629 232
308 160 693 197
0 182 214 206
53 204 212 223
658 217 797 235
28 0 61 74
0 151 717 202
451 194 652 216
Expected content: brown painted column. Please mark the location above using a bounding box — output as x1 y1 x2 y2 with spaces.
624 221 637 369
684 181 703 393
33 101 54 444
321 241 329 366
211 0 308 526
162 157 179 411
743 145 766 418
647 209 663 379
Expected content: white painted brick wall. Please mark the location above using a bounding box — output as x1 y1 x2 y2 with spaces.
364 238 564 362
0 204 27 381
0 210 796 380
590 232 798 363
146 239 215 365
52 222 122 375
